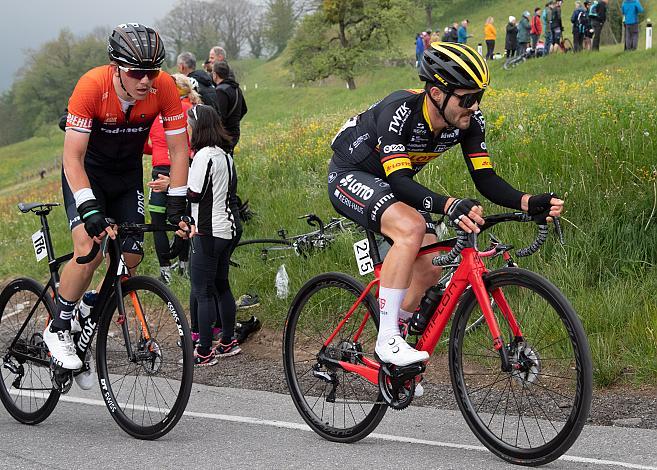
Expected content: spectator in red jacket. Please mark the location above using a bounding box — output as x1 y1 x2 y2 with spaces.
144 74 199 283
530 7 544 48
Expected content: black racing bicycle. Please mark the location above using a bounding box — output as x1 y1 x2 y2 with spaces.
234 214 356 263
0 202 194 439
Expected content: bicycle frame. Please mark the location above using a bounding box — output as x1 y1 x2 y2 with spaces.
7 207 151 368
322 232 523 385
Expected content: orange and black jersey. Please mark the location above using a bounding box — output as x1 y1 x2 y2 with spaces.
331 89 492 179
66 65 186 172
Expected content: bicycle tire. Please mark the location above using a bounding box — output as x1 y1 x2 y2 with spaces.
95 276 194 440
449 268 592 466
0 278 60 424
283 272 387 443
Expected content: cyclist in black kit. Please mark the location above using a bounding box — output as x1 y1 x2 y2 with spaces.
328 42 564 375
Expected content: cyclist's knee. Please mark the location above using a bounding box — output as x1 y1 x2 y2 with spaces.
382 210 425 247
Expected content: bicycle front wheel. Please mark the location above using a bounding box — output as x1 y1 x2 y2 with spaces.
449 268 592 466
283 272 387 443
95 276 194 440
0 278 59 424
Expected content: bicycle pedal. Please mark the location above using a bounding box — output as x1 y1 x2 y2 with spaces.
49 361 73 394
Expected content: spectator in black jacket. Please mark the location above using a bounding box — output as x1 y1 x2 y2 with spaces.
448 22 460 42
212 61 248 150
177 51 220 113
589 0 608 50
505 16 519 58
209 46 236 81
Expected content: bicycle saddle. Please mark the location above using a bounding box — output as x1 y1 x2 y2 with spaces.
17 202 60 213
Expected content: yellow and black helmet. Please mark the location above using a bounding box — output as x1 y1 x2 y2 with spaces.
419 42 490 91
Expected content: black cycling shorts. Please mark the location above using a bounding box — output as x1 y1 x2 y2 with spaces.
328 158 437 235
62 167 145 254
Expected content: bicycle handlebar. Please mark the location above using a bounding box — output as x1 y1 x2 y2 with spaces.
76 223 185 264
432 213 563 267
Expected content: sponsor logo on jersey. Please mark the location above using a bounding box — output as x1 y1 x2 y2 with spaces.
388 102 411 135
328 172 338 183
100 126 149 134
383 158 412 176
440 129 460 139
371 193 395 221
339 174 374 200
423 197 433 211
66 113 93 130
136 190 145 216
103 115 118 125
162 112 184 122
480 142 487 150
383 144 406 154
349 133 370 153
409 153 440 164
334 188 365 214
471 156 492 170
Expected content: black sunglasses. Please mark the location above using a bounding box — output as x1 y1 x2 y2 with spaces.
452 89 485 108
118 65 161 80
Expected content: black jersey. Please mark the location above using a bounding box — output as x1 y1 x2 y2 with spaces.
330 89 492 179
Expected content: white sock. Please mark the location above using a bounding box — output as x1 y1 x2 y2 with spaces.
399 308 413 321
377 287 407 344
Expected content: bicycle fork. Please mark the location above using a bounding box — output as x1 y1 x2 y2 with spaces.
468 269 523 372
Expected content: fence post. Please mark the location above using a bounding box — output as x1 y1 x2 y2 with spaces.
647 19 653 49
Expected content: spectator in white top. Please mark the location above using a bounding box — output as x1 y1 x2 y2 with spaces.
186 104 241 365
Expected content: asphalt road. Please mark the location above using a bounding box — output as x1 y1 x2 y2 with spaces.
1 382 656 470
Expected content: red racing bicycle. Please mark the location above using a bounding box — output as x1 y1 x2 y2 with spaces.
283 212 592 466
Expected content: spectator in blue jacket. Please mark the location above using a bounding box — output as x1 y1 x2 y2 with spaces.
457 19 470 43
415 33 425 67
622 0 644 50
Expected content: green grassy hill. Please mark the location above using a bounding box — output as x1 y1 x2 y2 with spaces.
0 1 656 387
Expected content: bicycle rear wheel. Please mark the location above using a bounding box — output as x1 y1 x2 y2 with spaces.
95 276 194 440
0 278 59 424
283 272 387 443
449 268 592 466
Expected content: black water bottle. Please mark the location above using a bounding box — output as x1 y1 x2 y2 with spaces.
410 285 444 333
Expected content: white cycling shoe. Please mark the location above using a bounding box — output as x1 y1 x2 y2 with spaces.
74 349 95 390
375 335 429 367
415 381 424 398
43 323 83 370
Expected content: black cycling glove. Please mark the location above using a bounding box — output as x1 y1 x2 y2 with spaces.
527 192 556 224
166 195 195 229
77 199 110 238
446 198 481 227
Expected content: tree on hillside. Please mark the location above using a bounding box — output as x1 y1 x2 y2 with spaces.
246 7 268 58
288 0 406 90
158 0 256 61
157 0 221 63
208 0 254 59
415 0 441 29
264 0 319 58
1 30 107 145
264 0 297 57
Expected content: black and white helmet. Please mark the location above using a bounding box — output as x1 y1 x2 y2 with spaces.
108 23 165 68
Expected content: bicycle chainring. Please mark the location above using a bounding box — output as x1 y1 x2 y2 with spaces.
378 364 420 411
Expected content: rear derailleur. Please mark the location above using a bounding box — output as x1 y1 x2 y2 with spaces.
378 362 425 410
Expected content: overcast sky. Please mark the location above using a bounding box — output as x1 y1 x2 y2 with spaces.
0 0 180 92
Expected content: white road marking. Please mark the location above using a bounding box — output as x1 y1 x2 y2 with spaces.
33 393 655 470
